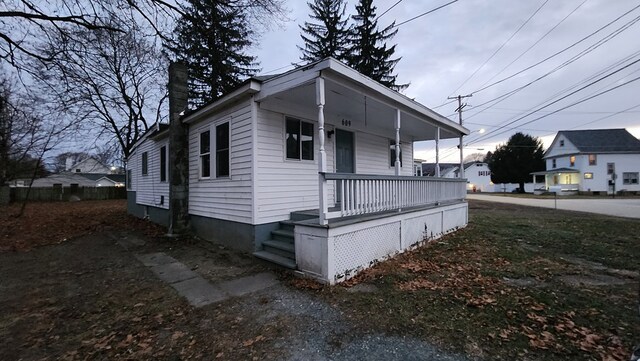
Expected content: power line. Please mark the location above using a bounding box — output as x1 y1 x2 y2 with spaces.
391 0 459 29
476 0 588 90
448 0 549 96
468 3 640 95
468 73 640 144
568 103 640 129
377 0 403 20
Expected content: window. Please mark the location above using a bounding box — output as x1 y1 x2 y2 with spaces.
389 140 402 167
623 172 639 185
607 163 615 175
584 172 593 179
552 159 556 168
141 152 148 175
160 146 167 182
570 155 575 167
560 140 564 147
588 154 597 165
216 122 230 177
200 130 211 178
75 169 81 173
285 117 314 161
127 169 133 189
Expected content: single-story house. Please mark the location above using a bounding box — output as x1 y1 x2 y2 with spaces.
532 128 640 194
127 58 470 284
30 172 126 188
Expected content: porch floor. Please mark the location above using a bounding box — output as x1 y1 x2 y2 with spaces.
291 199 467 229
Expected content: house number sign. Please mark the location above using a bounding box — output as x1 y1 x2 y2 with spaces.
341 119 352 127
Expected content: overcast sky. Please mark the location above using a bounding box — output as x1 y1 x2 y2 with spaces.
252 0 640 162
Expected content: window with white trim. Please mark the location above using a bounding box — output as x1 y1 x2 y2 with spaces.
584 172 593 179
160 145 167 182
623 172 638 185
570 155 575 167
560 140 564 146
216 122 230 177
285 117 314 161
141 152 148 176
607 163 615 175
200 130 211 178
588 154 597 166
552 159 556 168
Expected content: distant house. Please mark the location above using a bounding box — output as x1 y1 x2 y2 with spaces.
30 173 125 188
127 58 470 284
66 157 112 174
532 129 640 194
422 161 493 192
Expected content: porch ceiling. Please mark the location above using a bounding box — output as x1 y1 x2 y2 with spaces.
257 64 464 142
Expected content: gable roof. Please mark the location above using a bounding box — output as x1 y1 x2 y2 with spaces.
551 129 640 154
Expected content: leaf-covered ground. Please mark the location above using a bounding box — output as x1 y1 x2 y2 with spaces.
317 200 640 360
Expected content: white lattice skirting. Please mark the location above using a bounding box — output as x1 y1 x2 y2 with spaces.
295 202 468 284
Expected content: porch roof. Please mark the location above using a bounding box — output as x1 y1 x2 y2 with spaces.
256 58 469 141
530 168 580 176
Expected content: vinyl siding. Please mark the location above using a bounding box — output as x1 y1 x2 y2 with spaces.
128 137 170 209
188 99 254 223
255 106 413 224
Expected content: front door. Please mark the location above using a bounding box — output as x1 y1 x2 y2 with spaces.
335 129 354 203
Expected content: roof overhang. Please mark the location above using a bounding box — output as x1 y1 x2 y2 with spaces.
182 80 262 124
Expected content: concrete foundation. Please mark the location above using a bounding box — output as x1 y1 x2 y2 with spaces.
189 214 278 253
127 191 170 227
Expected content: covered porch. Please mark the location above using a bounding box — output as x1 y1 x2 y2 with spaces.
531 168 581 194
255 58 470 283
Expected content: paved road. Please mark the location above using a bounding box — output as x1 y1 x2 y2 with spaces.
467 194 640 219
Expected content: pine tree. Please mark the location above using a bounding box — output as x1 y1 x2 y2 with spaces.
348 0 407 91
173 0 260 107
298 0 350 63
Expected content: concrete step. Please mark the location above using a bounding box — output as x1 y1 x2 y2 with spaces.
279 220 296 232
271 229 294 242
263 239 295 258
253 251 297 269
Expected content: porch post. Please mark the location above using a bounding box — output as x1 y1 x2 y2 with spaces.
435 127 440 177
316 77 328 225
459 132 465 179
395 109 401 176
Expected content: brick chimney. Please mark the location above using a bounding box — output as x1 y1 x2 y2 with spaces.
168 62 189 235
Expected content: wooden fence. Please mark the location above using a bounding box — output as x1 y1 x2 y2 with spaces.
8 186 127 202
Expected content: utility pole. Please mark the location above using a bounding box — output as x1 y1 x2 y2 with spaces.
448 94 472 179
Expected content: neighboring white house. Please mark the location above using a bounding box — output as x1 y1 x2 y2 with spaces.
127 58 470 284
29 173 125 187
422 161 493 192
532 128 640 194
66 157 112 174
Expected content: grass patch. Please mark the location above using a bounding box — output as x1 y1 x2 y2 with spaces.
321 200 640 360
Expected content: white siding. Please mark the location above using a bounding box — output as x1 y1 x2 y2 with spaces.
129 137 170 209
255 106 414 224
545 153 640 192
188 100 254 223
545 134 579 158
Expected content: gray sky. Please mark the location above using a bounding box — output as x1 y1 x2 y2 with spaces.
253 0 640 162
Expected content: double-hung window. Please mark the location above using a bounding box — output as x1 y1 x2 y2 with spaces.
141 152 148 176
160 145 167 182
285 117 314 161
389 140 402 167
588 154 597 166
200 131 211 178
216 122 230 177
623 172 639 185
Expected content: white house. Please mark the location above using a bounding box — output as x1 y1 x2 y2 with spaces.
30 173 125 188
66 157 112 174
127 58 470 284
422 161 493 192
532 129 640 194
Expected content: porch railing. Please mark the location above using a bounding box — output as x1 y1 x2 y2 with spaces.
320 173 467 221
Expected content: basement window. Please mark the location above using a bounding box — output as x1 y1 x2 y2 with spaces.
200 130 211 178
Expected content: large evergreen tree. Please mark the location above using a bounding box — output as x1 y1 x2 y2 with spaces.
487 132 545 193
173 0 260 107
347 0 407 91
298 0 350 63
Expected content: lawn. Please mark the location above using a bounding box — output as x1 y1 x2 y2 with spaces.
316 200 640 360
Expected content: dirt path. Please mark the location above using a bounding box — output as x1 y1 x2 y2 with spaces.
0 230 467 361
